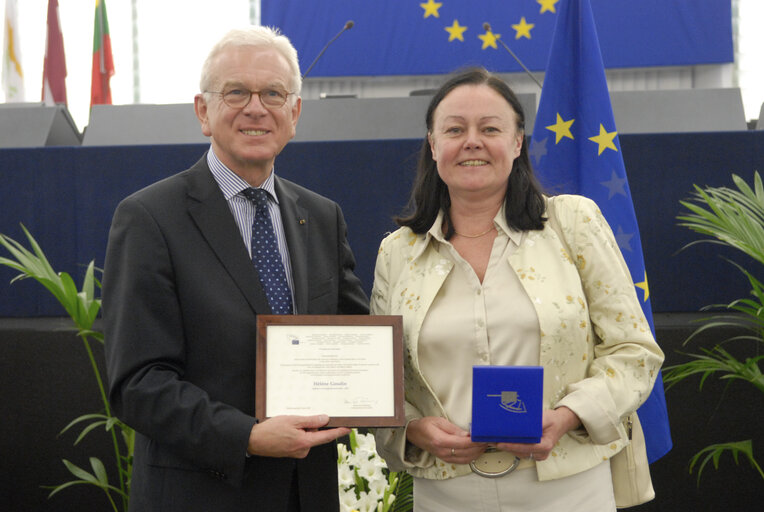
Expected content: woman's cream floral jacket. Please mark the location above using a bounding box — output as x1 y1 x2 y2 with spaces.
371 195 664 481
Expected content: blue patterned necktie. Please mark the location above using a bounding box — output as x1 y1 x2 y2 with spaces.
242 188 293 315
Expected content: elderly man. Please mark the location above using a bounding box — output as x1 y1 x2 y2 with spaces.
103 25 368 512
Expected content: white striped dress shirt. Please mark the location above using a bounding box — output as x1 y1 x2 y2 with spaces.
206 149 295 308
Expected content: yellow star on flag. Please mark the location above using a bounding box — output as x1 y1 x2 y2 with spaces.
511 17 535 39
546 113 575 143
478 29 500 50
588 124 618 155
635 272 650 302
538 0 560 14
445 20 468 42
420 0 442 19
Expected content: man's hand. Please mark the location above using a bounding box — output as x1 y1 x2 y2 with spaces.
247 414 350 458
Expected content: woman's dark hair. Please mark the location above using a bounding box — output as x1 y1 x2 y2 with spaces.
395 67 546 237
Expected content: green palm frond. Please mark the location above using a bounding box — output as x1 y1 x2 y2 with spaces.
689 440 764 484
45 457 128 507
0 225 101 331
664 347 764 393
678 172 764 266
670 171 764 483
1 227 133 511
390 472 414 512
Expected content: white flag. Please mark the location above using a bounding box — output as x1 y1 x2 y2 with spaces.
3 0 25 102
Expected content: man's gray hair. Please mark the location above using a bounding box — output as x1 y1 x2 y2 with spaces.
199 25 302 99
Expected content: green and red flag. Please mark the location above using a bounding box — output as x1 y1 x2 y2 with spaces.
90 0 114 106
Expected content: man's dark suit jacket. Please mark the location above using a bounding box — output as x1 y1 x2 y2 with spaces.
103 156 369 512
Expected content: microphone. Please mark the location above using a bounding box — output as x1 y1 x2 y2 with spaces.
483 22 543 89
301 20 354 79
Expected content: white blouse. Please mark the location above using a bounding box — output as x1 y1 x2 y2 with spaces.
418 210 540 433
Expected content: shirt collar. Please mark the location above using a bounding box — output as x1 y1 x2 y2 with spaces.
207 147 279 203
493 204 524 247
418 204 523 258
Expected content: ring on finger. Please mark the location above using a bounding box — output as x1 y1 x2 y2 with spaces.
451 448 455 456
529 453 534 460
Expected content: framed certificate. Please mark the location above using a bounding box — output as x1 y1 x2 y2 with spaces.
255 315 405 427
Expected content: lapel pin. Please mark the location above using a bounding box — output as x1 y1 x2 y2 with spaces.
298 219 306 225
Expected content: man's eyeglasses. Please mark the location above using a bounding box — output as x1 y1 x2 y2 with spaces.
206 87 294 109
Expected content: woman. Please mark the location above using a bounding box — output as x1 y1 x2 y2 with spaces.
371 68 664 511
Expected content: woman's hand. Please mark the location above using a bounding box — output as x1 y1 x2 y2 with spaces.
495 407 581 461
407 416 489 464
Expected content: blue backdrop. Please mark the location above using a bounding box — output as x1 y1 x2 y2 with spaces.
261 0 733 76
1 132 763 318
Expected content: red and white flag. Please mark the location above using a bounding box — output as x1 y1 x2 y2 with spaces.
41 0 67 105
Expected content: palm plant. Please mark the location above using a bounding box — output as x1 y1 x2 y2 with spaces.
0 225 134 511
664 172 764 483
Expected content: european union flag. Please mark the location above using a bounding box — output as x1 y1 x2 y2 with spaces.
530 0 672 463
261 0 732 77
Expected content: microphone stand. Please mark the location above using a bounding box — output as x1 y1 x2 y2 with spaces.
302 21 354 79
484 23 543 89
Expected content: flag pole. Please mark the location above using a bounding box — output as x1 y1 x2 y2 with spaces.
131 0 140 103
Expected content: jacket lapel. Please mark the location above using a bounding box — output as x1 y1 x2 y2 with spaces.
397 235 454 373
274 176 309 314
184 159 272 315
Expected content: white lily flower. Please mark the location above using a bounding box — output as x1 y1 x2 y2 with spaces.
337 459 356 488
337 428 403 512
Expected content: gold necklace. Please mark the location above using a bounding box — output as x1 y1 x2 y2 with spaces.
453 226 495 238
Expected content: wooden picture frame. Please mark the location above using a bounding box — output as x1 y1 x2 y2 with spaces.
255 315 405 427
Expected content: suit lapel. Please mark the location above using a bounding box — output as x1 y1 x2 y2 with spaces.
275 177 309 314
184 159 272 315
